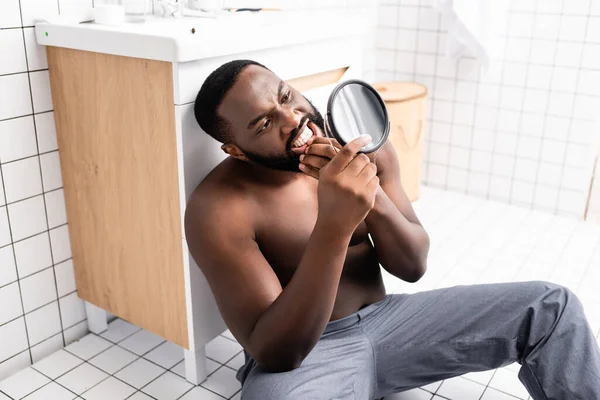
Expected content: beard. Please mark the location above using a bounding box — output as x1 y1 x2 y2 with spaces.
242 97 325 173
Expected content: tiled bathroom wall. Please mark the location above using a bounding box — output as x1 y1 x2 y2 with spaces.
0 0 93 381
376 0 600 219
0 0 376 383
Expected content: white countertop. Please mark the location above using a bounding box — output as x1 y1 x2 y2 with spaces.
35 10 368 63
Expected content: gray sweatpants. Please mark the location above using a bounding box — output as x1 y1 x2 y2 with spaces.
236 281 600 400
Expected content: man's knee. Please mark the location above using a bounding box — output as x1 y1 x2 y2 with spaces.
527 281 585 319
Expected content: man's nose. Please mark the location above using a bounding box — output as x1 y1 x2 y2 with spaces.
280 109 303 137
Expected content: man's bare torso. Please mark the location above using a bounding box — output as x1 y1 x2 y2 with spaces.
198 157 387 320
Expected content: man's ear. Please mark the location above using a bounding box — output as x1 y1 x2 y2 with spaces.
221 143 249 162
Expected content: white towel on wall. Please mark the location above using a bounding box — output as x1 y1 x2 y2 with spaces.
432 0 507 71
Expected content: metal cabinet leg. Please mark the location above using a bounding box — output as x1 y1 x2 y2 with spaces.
84 302 108 334
184 346 207 385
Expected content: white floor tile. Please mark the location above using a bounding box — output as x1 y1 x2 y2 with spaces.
22 382 76 400
81 377 136 400
171 358 220 380
89 345 138 375
230 391 241 400
119 329 165 356
32 350 83 379
65 334 112 360
179 386 225 400
100 319 140 343
488 367 529 399
56 363 108 395
63 321 89 346
206 336 243 364
114 358 165 390
385 388 433 399
0 367 50 399
0 393 9 400
481 387 522 400
201 367 241 399
127 392 154 400
225 351 245 370
221 330 236 342
144 341 184 369
141 371 193 400
463 369 496 386
436 376 486 400
420 380 442 393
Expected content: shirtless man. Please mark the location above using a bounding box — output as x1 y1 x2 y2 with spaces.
184 60 600 400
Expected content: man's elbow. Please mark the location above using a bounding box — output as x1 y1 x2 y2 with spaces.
407 230 430 282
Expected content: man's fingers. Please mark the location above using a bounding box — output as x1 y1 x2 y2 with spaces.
328 135 372 172
304 144 338 160
300 154 329 170
298 163 319 179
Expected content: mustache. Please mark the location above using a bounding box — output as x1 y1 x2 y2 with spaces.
285 114 311 151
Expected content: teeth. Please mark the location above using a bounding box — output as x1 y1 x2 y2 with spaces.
292 126 313 148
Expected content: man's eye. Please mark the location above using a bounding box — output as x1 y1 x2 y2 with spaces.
282 91 291 103
258 119 271 134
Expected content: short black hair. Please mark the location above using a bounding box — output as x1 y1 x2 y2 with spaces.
194 59 267 143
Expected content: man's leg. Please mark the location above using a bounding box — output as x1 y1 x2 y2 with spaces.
240 318 375 400
361 281 600 400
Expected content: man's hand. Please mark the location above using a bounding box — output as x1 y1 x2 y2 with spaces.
299 137 377 179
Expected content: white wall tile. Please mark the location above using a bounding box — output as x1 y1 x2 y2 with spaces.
427 164 447 186
456 81 477 104
559 189 587 215
7 195 47 242
30 70 53 113
55 259 76 297
20 0 59 26
520 114 545 138
14 232 52 278
398 7 419 29
582 44 600 68
25 301 61 345
40 151 62 191
503 62 528 86
0 0 22 28
453 103 474 125
526 65 553 90
0 245 17 287
533 185 559 210
0 350 31 382
530 40 556 65
577 70 600 96
0 116 37 164
0 30 27 75
555 42 583 68
472 128 496 152
50 225 71 263
0 173 4 207
500 86 524 110
417 31 438 54
433 100 453 123
514 158 538 182
2 157 43 204
517 136 541 159
451 125 472 147
433 78 455 101
0 282 23 326
0 317 28 364
45 189 67 228
0 207 10 247
586 17 600 42
547 92 574 117
477 83 500 107
21 268 57 313
63 320 88 346
377 28 396 50
489 176 511 201
418 7 440 30
376 49 395 71
396 29 418 52
592 0 600 15
512 181 534 205
523 88 548 113
538 162 562 186
416 54 436 75
559 16 588 41
495 132 518 155
470 151 492 173
59 292 86 328
467 171 490 195
551 67 579 93
573 94 600 120
30 333 63 363
23 28 49 71
506 37 531 63
378 5 398 27
0 74 32 120
448 147 469 169
34 112 58 153
497 109 520 133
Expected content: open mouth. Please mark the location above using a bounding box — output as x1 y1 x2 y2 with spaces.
290 121 318 153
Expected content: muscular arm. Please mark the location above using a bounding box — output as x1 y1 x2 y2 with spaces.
185 189 351 372
364 141 430 282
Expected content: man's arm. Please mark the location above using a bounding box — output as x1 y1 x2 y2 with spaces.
185 191 351 372
363 141 430 282
301 139 429 282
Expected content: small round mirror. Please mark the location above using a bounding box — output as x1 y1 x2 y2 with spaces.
325 80 390 153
